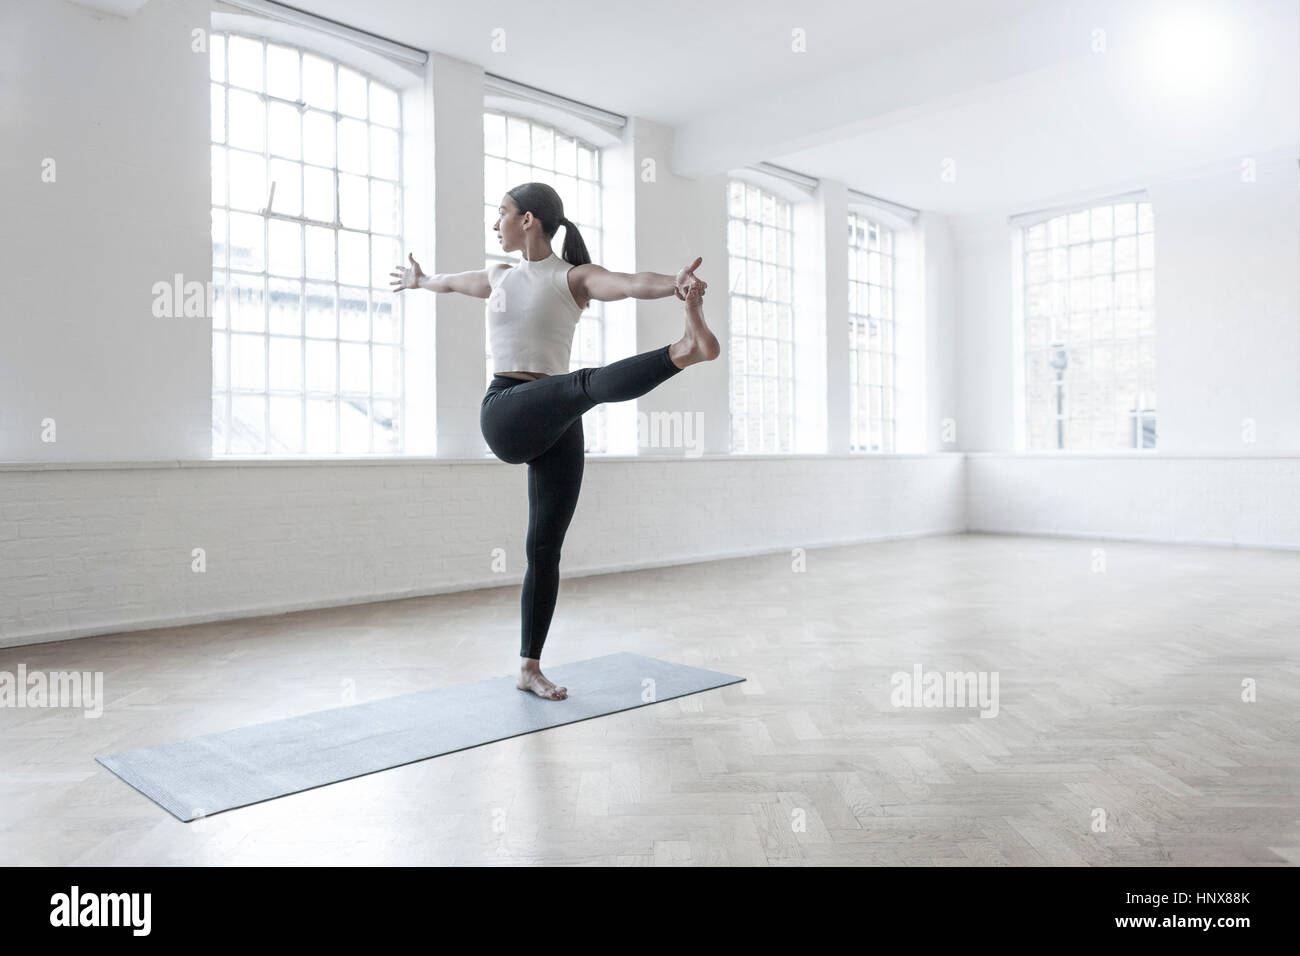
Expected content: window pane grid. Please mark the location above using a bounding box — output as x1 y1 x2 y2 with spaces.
483 110 606 453
1022 200 1156 450
848 212 896 452
211 33 405 456
727 181 794 453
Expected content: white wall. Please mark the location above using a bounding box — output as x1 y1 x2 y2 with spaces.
954 158 1300 455
951 213 1017 452
631 118 731 456
425 50 488 457
952 156 1299 543
0 0 213 461
0 454 964 648
1152 162 1300 453
967 454 1300 550
918 211 958 453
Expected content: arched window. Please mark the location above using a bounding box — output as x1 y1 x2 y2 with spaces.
483 110 607 453
210 32 405 454
848 212 896 452
1022 199 1156 449
727 180 794 453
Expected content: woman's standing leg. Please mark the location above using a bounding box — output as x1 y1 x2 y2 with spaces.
516 415 585 700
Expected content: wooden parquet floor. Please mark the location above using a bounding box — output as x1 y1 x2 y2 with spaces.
1 533 1296 865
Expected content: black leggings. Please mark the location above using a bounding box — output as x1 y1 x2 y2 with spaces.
480 344 683 659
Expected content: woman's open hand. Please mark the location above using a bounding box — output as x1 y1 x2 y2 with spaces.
389 253 425 292
674 256 707 300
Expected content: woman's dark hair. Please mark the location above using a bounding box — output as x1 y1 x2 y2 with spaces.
505 182 592 266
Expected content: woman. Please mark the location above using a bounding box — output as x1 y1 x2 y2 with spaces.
391 182 719 700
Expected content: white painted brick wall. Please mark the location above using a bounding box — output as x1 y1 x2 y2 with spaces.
966 454 1300 550
9 453 1294 649
0 455 964 647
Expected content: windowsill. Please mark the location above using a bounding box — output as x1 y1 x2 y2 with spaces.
0 451 962 472
4 450 1297 473
966 450 1300 459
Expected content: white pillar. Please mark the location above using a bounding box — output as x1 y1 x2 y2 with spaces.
427 53 488 458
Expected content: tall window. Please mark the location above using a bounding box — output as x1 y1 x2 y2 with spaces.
1022 199 1155 450
483 111 606 453
848 212 896 452
727 181 794 453
210 33 404 455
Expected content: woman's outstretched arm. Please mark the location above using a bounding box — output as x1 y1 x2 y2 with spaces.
389 254 498 299
576 256 708 303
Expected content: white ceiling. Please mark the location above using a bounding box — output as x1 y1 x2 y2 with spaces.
764 0 1300 215
285 0 1045 122
254 0 1297 215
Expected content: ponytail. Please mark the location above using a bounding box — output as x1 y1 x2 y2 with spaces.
559 216 592 267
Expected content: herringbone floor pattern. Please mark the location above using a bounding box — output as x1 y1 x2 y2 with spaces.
1 532 1296 865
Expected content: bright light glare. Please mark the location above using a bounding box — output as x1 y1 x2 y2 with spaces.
1144 4 1235 96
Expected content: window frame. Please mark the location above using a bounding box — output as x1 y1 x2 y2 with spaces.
727 180 795 454
210 30 407 456
1019 198 1156 451
847 211 897 453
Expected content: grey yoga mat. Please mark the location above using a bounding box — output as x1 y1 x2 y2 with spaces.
96 651 745 822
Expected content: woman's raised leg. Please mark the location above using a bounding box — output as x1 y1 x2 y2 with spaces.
480 284 719 465
482 345 684 464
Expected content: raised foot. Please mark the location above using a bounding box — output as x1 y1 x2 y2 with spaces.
517 669 567 700
685 328 721 363
672 285 721 368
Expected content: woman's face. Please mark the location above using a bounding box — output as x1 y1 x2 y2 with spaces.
493 196 530 253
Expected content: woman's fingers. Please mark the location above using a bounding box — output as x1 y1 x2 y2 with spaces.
674 259 706 300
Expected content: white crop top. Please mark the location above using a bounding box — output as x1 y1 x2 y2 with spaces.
486 251 584 376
